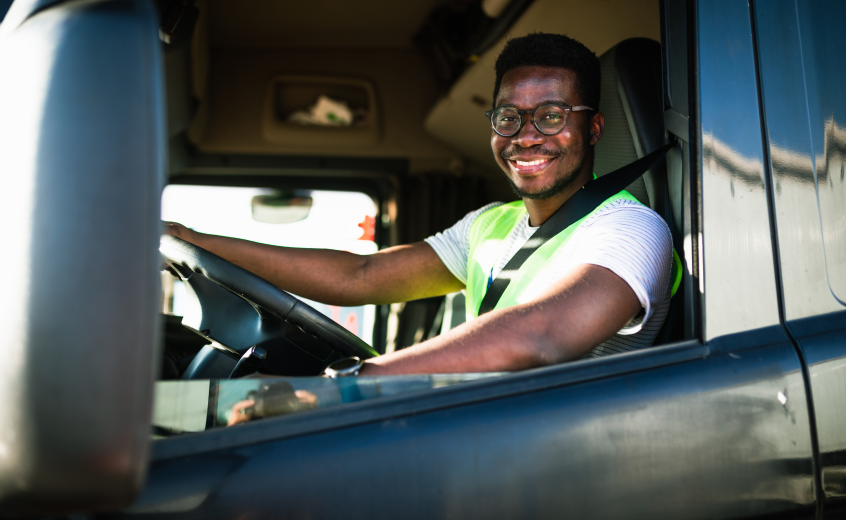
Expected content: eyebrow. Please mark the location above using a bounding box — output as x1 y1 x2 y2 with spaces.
495 100 570 109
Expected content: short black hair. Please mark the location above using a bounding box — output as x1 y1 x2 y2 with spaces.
493 32 600 110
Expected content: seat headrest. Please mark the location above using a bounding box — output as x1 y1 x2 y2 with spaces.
594 38 665 214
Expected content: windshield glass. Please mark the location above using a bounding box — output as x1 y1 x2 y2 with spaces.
161 185 378 343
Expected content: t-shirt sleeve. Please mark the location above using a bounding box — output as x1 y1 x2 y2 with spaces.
424 202 503 285
568 203 673 334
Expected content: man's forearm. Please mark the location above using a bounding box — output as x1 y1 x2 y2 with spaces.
362 304 561 374
188 232 373 305
164 223 463 306
360 263 642 375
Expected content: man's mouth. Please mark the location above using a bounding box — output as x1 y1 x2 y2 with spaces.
507 157 556 173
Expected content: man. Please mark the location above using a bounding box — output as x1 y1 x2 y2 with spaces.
165 32 673 375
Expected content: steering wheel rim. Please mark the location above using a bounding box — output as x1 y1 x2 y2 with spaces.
160 235 378 378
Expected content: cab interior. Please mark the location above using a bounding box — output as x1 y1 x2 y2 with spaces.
157 0 692 378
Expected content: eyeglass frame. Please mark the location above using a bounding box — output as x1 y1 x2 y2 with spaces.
484 103 595 137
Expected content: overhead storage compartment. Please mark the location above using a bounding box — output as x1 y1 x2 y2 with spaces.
261 76 380 148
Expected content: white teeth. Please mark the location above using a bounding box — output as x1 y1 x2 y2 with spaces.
514 159 548 167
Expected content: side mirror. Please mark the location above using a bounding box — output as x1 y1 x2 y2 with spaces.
0 0 164 515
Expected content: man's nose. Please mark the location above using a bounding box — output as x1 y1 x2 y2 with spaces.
511 117 545 147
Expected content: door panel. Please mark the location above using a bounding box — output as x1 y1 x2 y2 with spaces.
697 0 781 341
753 0 846 320
790 2 846 306
788 312 846 512
126 336 814 520
753 2 846 515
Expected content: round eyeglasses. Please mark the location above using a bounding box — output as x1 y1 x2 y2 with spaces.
485 103 595 137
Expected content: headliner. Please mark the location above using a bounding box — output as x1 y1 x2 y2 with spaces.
206 0 443 49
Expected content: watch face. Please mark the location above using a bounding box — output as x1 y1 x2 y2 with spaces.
331 357 360 371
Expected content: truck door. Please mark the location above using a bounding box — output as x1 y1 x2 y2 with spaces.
752 1 846 517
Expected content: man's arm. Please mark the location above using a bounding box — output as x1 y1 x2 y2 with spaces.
360 263 641 374
163 222 464 305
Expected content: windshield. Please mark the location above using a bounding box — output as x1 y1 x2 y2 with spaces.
161 185 378 343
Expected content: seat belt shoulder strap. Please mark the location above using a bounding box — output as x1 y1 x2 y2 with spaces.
477 140 677 316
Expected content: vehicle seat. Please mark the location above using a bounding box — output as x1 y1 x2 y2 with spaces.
594 37 684 345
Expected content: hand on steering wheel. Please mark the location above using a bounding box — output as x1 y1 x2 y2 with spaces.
160 235 378 379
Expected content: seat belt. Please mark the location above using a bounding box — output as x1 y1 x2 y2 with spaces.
478 139 678 316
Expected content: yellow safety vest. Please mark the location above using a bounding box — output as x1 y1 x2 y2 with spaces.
465 191 682 320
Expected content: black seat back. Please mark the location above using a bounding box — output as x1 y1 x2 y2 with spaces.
595 38 683 344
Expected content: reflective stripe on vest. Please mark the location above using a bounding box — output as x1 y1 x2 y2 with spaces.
465 190 681 320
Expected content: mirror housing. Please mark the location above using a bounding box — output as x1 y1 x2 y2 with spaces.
0 0 164 515
251 190 314 224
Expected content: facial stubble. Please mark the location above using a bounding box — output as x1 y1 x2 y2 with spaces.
502 147 590 200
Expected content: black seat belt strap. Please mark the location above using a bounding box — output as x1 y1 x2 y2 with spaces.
478 139 677 316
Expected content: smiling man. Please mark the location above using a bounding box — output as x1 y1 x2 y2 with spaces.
165 32 673 375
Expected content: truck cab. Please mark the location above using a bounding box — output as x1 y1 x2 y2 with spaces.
1 1 844 518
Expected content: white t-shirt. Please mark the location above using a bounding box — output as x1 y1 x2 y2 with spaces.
424 199 674 357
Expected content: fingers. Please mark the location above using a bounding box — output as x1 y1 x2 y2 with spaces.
295 390 318 410
162 221 184 238
227 399 256 426
162 264 180 278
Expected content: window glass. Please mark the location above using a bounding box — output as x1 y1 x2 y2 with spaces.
161 185 378 343
152 374 499 437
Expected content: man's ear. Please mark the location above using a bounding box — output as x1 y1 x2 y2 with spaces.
589 112 605 146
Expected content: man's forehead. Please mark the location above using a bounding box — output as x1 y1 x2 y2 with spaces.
496 66 578 106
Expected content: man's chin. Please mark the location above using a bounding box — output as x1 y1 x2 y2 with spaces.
506 174 579 200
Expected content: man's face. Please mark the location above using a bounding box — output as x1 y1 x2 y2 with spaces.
491 66 598 200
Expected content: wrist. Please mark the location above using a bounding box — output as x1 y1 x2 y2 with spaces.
324 356 365 378
357 359 390 376
357 360 375 376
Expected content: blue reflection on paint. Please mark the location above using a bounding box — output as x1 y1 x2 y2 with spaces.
698 0 766 161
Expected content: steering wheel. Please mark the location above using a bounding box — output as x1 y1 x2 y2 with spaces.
160 235 378 379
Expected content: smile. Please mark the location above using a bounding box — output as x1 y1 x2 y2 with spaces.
508 157 555 173
515 159 548 166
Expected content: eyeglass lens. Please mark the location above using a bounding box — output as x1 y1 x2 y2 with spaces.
492 105 568 136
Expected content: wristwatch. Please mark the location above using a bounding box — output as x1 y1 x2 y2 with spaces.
324 356 364 378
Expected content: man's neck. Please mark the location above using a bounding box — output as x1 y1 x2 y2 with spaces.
523 168 594 226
